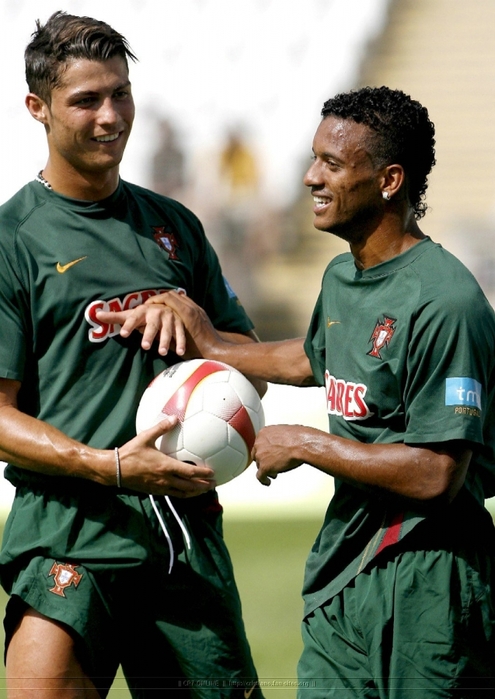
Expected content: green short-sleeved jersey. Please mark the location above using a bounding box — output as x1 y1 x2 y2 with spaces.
303 237 495 617
0 179 265 693
0 178 253 487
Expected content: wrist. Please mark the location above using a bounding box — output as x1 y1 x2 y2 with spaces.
79 446 121 487
114 447 122 487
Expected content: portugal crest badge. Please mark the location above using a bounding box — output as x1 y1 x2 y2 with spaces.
367 316 396 359
48 562 83 597
152 225 180 260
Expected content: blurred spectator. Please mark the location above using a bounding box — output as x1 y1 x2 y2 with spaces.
218 127 260 251
150 117 186 200
220 128 259 199
213 127 264 313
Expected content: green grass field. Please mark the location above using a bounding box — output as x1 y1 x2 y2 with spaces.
222 517 322 698
0 515 322 699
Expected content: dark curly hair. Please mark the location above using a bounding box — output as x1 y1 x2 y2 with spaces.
321 86 436 220
25 11 137 105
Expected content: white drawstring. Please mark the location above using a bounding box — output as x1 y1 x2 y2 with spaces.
165 496 192 550
149 495 175 573
149 495 192 574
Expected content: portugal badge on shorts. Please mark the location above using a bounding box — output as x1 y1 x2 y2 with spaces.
48 562 83 597
367 316 396 359
152 225 180 260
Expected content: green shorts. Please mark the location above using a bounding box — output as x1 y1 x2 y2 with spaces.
1 483 263 699
298 501 495 698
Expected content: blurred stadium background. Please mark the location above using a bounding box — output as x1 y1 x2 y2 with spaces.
0 0 494 696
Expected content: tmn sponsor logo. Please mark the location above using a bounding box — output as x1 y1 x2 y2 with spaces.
445 377 482 410
324 371 373 421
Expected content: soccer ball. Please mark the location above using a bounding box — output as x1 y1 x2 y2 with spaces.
136 358 265 485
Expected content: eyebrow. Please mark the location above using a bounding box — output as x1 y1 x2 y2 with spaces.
68 81 132 99
316 149 345 164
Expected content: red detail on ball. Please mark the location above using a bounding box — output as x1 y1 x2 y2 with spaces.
161 360 226 422
161 360 256 454
228 405 256 453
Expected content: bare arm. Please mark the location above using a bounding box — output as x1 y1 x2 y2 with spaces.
209 336 315 386
253 423 472 503
95 295 283 392
145 291 316 386
0 378 215 497
215 328 268 397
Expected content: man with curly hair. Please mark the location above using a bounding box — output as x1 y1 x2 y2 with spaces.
111 86 495 696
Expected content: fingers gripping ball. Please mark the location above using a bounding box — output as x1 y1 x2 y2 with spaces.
136 359 265 485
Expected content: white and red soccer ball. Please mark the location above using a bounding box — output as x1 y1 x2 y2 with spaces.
136 359 265 485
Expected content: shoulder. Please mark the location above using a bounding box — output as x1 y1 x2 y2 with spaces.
120 180 203 228
406 242 495 347
411 241 489 310
0 182 49 263
0 181 46 226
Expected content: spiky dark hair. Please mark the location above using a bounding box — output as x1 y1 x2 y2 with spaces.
25 10 137 104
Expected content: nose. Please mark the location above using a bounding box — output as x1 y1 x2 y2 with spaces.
303 160 319 187
96 97 120 125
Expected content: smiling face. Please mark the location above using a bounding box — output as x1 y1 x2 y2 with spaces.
303 116 386 241
27 55 135 198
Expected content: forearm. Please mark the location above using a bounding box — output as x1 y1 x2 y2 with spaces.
0 379 215 497
0 404 114 484
142 292 316 386
216 329 268 397
308 436 461 499
255 425 471 502
204 336 316 387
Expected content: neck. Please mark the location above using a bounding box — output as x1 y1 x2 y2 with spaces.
41 160 120 201
349 211 426 270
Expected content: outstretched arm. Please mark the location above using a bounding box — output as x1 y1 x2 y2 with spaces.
148 291 316 386
96 290 316 387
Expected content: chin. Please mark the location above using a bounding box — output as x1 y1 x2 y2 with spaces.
88 158 123 174
312 216 328 230
313 216 337 233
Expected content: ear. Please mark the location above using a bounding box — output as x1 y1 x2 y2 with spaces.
380 164 405 200
25 93 49 126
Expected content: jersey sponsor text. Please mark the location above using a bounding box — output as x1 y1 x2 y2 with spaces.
85 288 175 342
324 371 373 421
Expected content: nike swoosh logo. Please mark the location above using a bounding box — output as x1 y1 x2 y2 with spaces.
327 320 341 327
56 256 87 274
244 686 257 699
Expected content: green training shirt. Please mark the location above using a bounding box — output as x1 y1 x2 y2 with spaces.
0 178 253 489
303 237 495 617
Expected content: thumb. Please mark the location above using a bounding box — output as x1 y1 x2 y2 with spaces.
141 415 179 445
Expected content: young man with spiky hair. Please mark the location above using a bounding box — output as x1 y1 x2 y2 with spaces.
0 10 265 698
118 86 495 696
